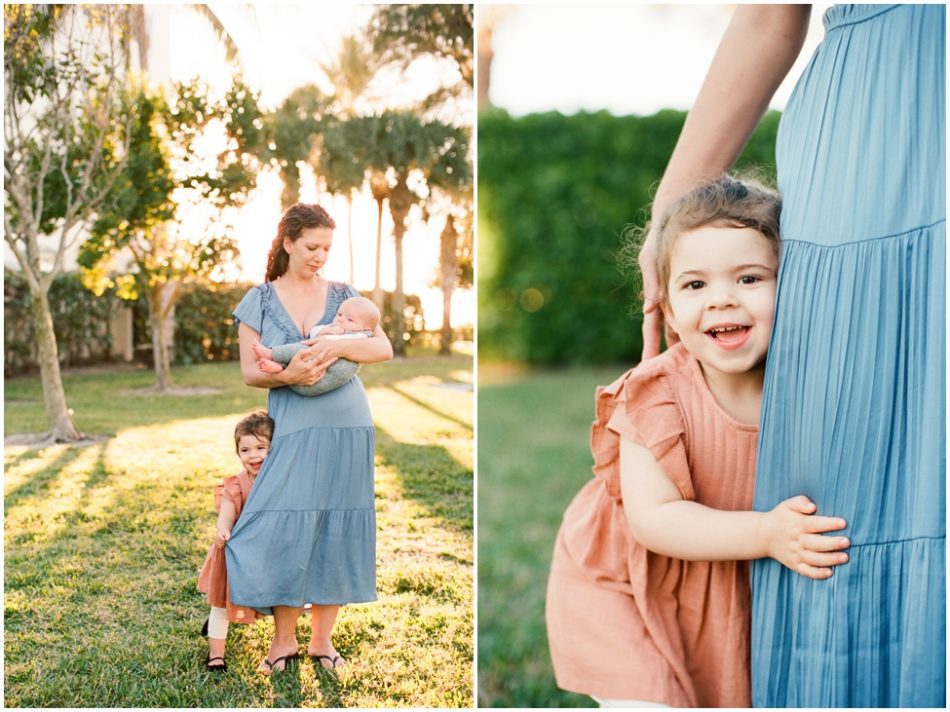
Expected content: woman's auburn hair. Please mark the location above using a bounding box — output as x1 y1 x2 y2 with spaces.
264 203 336 282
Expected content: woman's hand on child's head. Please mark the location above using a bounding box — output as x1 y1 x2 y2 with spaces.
763 495 850 580
638 225 681 359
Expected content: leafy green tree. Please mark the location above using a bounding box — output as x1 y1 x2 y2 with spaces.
80 78 265 391
4 4 133 441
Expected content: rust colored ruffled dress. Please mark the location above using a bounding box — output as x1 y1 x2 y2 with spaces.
197 471 260 624
546 344 758 707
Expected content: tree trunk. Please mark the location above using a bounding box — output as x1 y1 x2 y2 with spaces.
439 216 458 355
280 163 300 211
148 283 176 391
30 288 83 441
347 194 355 285
372 196 384 310
388 179 413 358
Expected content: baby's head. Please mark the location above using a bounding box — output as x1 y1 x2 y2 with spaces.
333 296 381 332
651 173 781 375
234 410 274 477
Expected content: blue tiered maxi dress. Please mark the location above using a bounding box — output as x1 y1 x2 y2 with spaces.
225 281 377 612
751 5 945 707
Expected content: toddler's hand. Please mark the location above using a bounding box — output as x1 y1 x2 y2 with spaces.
214 529 231 549
763 495 849 579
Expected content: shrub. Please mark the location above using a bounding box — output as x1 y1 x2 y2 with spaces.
4 270 117 375
478 108 780 365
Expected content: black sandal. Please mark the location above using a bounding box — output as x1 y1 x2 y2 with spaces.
206 655 227 672
260 653 299 674
311 653 344 670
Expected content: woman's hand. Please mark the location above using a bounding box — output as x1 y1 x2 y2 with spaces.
282 346 337 386
638 225 680 361
638 226 664 360
762 495 850 579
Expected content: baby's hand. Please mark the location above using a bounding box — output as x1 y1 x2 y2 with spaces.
763 495 849 579
251 341 273 361
214 528 231 549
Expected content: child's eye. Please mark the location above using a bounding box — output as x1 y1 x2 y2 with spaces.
739 275 760 285
685 280 705 290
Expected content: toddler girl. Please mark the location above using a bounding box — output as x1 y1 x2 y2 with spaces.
251 296 380 397
546 175 850 707
197 410 274 671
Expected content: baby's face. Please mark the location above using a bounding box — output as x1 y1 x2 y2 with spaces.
237 434 270 476
333 302 373 331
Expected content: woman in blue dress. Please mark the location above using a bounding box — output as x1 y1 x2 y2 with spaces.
638 5 944 706
225 203 393 673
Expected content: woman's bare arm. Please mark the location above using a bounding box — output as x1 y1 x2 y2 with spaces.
641 5 812 357
238 323 329 388
300 324 393 368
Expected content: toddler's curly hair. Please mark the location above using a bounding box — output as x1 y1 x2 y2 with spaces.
233 410 274 450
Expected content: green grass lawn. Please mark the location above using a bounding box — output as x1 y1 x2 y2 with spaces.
4 350 473 707
477 363 624 708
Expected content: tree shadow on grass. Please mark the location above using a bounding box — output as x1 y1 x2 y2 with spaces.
3 443 98 511
374 426 473 533
385 384 472 433
3 435 223 706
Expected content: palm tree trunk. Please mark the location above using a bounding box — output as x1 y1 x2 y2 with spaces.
388 179 413 358
439 217 458 355
30 288 83 441
281 163 301 211
373 196 384 309
347 193 355 285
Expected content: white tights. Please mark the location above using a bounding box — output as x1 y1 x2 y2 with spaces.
207 606 230 639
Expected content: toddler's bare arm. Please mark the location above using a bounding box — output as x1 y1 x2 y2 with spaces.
618 436 850 579
214 499 238 548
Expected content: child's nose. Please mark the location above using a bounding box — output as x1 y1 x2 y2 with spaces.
706 285 738 309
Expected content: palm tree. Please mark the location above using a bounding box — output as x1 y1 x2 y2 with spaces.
320 32 382 284
430 184 473 354
341 111 469 356
270 84 330 210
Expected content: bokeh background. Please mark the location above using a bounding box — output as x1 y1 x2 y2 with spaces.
476 4 830 707
5 5 475 707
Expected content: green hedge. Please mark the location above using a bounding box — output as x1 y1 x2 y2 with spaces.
4 270 117 375
478 108 780 365
6 273 426 374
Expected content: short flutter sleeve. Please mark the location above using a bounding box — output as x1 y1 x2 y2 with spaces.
232 286 264 333
213 475 246 512
590 358 695 503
